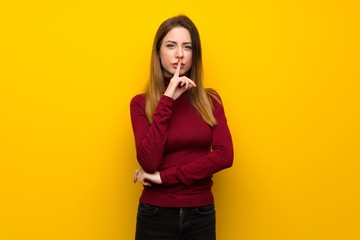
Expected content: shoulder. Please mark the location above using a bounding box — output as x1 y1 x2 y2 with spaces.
130 94 146 108
206 88 223 106
206 88 228 118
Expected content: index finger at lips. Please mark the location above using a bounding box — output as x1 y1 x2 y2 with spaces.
174 59 181 78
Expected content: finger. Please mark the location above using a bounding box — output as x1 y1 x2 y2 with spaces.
179 78 190 89
174 59 181 78
134 169 139 182
184 80 189 90
141 180 151 187
134 168 141 183
182 76 197 87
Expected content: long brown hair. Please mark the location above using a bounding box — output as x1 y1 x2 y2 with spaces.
145 15 219 126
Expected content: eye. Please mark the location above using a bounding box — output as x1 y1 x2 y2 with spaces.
184 45 192 51
166 44 175 49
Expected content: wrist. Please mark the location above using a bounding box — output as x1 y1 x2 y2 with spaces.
164 90 174 99
155 171 162 184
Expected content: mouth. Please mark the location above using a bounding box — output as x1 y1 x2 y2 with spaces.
172 63 185 68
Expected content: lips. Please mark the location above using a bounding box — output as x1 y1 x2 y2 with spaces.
172 63 185 68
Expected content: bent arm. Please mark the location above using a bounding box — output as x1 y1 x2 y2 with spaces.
130 95 173 173
159 95 234 185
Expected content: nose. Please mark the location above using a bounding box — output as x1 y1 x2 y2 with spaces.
176 46 184 59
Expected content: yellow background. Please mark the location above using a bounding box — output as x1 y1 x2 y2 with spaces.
1 0 359 239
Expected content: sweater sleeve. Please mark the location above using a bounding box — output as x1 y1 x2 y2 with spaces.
159 93 234 185
130 94 173 173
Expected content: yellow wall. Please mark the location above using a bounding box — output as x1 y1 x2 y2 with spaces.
1 0 359 239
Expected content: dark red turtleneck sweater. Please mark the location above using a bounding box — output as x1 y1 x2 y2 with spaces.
130 85 233 207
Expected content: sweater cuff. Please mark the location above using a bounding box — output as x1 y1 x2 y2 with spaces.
161 95 174 103
156 95 173 111
160 168 178 185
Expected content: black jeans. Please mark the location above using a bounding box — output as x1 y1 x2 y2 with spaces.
135 202 216 240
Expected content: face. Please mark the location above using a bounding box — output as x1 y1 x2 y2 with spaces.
159 27 193 77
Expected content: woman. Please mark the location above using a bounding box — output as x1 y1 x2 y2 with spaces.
130 15 233 240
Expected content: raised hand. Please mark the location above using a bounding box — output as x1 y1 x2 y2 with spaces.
164 59 197 100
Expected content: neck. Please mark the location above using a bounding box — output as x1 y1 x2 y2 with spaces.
163 76 172 87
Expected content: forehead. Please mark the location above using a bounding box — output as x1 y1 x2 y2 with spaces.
163 27 192 42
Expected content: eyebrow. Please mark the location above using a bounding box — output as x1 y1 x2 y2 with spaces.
165 40 192 45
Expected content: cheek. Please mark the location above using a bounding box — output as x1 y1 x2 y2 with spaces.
159 52 166 66
161 58 170 68
186 52 193 61
187 53 193 67
160 52 171 64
